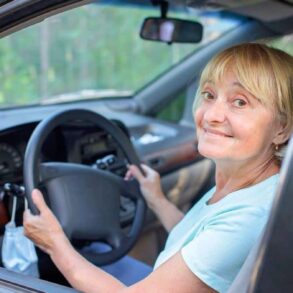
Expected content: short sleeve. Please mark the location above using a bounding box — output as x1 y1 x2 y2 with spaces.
181 207 268 293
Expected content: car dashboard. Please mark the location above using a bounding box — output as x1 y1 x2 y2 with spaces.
0 102 200 228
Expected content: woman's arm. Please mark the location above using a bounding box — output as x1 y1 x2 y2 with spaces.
123 252 217 293
150 195 184 232
23 190 125 293
50 239 216 293
126 164 184 232
24 190 216 293
50 237 125 293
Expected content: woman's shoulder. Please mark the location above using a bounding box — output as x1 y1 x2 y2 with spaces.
183 173 279 229
232 173 279 206
213 173 279 209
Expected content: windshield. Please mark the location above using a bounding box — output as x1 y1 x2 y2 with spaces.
0 3 240 109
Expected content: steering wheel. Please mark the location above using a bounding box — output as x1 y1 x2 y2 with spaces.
23 109 146 266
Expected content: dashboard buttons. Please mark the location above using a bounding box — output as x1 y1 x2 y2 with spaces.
95 155 116 170
105 155 116 165
95 160 107 170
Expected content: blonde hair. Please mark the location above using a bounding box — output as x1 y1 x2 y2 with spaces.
193 43 293 160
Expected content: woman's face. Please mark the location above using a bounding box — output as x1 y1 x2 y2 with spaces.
195 70 281 164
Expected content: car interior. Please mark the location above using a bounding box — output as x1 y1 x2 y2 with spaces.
0 0 291 292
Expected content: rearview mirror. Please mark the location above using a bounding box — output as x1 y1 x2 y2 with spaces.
140 17 203 44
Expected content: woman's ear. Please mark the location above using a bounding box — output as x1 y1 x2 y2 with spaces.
273 122 291 146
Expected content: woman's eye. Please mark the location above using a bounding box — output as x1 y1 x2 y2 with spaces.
201 91 214 100
233 99 247 107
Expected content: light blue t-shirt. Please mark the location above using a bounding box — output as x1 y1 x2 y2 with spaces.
153 174 279 293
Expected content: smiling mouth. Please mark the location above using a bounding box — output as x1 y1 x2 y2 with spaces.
203 128 233 137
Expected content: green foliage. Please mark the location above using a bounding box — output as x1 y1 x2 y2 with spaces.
0 4 196 108
267 35 293 55
156 90 186 122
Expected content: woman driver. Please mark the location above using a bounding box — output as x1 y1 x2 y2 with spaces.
24 43 293 293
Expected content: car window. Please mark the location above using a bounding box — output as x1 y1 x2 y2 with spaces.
156 89 186 122
265 33 293 55
0 3 239 109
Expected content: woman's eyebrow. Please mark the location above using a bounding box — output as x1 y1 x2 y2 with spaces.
203 80 214 86
232 82 262 102
232 81 245 89
204 81 244 88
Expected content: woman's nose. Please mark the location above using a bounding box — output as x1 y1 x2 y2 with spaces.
203 99 227 123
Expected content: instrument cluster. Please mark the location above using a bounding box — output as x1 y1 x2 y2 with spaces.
0 121 130 185
0 143 22 179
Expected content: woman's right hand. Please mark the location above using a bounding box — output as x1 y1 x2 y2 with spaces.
23 189 69 255
125 164 166 211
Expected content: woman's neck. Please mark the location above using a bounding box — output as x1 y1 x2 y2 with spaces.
210 156 279 204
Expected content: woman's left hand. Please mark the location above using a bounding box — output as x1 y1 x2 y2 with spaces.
23 189 68 255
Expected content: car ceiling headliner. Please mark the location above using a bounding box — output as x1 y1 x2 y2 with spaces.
0 0 291 36
181 0 293 22
106 0 293 21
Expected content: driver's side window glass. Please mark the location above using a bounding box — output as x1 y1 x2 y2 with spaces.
155 90 186 123
264 34 293 54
